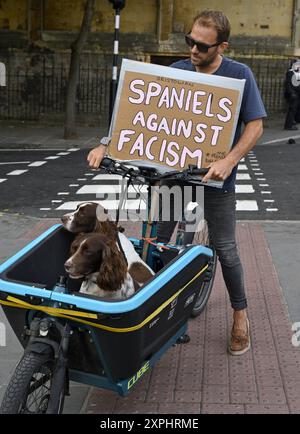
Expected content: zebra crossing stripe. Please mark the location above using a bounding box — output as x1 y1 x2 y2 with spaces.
92 174 123 181
76 185 148 195
236 173 251 180
236 200 258 211
7 170 28 175
235 185 255 194
56 200 147 211
0 161 30 165
28 161 47 167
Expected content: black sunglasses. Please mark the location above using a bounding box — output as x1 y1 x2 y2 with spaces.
185 34 222 53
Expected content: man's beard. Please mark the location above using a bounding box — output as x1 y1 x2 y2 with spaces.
191 53 217 68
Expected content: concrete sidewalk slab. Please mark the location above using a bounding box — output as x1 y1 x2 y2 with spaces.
81 222 300 415
0 125 107 149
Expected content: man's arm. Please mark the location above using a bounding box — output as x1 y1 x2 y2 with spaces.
202 118 264 183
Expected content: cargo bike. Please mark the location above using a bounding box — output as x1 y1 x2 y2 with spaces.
0 157 216 414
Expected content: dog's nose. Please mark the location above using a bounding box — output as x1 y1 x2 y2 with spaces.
64 260 72 272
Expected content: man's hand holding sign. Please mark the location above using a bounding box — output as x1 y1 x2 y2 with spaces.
201 115 264 183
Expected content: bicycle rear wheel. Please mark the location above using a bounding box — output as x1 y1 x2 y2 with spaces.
190 246 216 317
181 217 217 317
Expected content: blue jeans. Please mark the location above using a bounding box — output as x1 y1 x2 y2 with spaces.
156 184 247 311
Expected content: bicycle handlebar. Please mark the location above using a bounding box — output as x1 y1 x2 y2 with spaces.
99 157 209 184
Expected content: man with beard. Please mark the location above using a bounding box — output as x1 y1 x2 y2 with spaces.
156 10 266 355
87 10 267 356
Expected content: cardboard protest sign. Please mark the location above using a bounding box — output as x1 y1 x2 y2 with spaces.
108 59 245 184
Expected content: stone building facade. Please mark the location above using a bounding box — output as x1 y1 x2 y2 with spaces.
1 0 300 125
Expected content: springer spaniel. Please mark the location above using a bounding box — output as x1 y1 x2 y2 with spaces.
64 233 153 299
62 202 154 299
61 202 122 239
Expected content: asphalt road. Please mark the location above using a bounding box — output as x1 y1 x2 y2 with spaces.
0 144 299 220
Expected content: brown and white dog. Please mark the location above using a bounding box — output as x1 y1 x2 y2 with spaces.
61 202 121 239
62 203 154 299
64 233 135 299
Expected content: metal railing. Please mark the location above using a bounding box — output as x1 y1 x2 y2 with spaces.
235 55 291 114
0 56 111 121
0 54 291 121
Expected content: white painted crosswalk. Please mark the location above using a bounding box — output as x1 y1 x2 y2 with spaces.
39 152 278 216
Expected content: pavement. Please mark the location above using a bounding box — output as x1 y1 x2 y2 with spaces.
0 114 299 150
0 115 300 415
0 122 107 150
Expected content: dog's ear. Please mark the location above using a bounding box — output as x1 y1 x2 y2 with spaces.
96 242 127 292
94 220 119 239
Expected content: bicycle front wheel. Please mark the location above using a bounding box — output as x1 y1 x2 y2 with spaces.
0 351 65 414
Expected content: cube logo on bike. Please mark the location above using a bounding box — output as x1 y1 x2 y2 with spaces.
127 360 150 390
